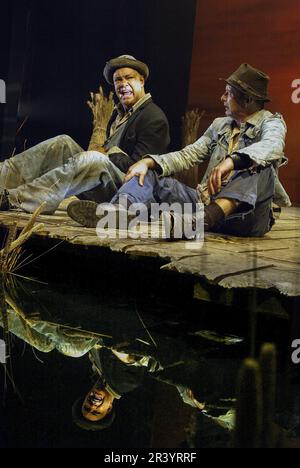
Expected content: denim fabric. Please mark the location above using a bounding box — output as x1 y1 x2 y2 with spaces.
0 135 124 213
148 109 291 208
0 135 82 188
0 309 99 356
112 171 198 210
214 166 275 236
113 166 275 237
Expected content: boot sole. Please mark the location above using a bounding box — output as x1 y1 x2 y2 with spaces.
67 200 100 228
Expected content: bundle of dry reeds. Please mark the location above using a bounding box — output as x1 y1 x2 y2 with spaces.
181 109 205 147
0 203 46 273
87 86 115 152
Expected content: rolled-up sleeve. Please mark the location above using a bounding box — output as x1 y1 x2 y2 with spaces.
146 123 215 177
235 114 287 167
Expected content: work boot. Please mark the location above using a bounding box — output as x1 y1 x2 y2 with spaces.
161 202 225 241
67 200 135 229
68 200 102 227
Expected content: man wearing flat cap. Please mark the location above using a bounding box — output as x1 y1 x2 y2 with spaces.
69 63 291 238
0 55 170 214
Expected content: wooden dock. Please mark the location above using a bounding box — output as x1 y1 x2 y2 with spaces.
0 202 300 301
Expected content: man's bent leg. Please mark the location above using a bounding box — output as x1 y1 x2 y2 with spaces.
78 159 124 204
67 172 199 229
0 135 82 189
112 171 198 210
111 171 158 208
8 152 121 213
111 172 200 239
68 171 161 229
214 167 275 237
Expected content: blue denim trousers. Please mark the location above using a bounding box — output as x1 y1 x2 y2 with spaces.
112 168 275 237
0 135 124 213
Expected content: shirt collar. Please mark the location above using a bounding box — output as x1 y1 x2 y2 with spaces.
242 109 265 127
231 109 268 130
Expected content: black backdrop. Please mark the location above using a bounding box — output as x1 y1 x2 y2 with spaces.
0 0 197 159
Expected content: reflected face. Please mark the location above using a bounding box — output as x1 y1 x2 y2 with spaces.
82 383 114 422
221 85 247 120
113 67 145 109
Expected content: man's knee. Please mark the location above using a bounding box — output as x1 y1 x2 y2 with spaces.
52 134 73 144
51 134 80 151
85 151 111 166
76 151 114 174
122 170 156 192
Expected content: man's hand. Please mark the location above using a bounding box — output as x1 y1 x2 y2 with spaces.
124 158 156 186
208 157 234 195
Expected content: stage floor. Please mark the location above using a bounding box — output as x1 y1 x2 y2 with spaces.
0 204 300 298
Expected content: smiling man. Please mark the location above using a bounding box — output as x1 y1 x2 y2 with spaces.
69 63 291 238
114 67 144 109
72 377 116 431
0 55 170 214
72 347 146 431
99 55 170 175
82 384 115 422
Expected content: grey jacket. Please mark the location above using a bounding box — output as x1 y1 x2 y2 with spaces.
150 110 291 207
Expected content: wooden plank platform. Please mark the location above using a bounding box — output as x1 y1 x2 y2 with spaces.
1 202 300 297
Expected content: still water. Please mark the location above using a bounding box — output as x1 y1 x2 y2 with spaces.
0 267 299 448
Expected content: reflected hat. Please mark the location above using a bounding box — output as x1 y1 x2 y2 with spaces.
222 63 271 102
103 55 149 85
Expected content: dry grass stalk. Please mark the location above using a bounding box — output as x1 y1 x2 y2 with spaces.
4 223 44 255
0 203 46 273
4 288 40 346
87 86 114 152
0 273 11 388
20 202 47 236
181 109 205 147
0 274 8 343
0 223 18 270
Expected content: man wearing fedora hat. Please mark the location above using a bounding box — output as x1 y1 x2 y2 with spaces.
0 55 170 214
69 63 291 238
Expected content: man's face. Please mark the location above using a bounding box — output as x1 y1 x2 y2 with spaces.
221 85 248 120
113 67 145 110
82 383 114 422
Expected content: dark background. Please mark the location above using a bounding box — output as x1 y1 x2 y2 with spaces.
0 0 197 159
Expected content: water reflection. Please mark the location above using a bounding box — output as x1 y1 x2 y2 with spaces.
0 274 299 448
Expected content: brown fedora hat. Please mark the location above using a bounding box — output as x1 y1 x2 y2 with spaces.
103 55 149 85
221 63 271 102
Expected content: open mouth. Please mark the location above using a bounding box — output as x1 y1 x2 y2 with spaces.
119 87 133 99
88 391 104 407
